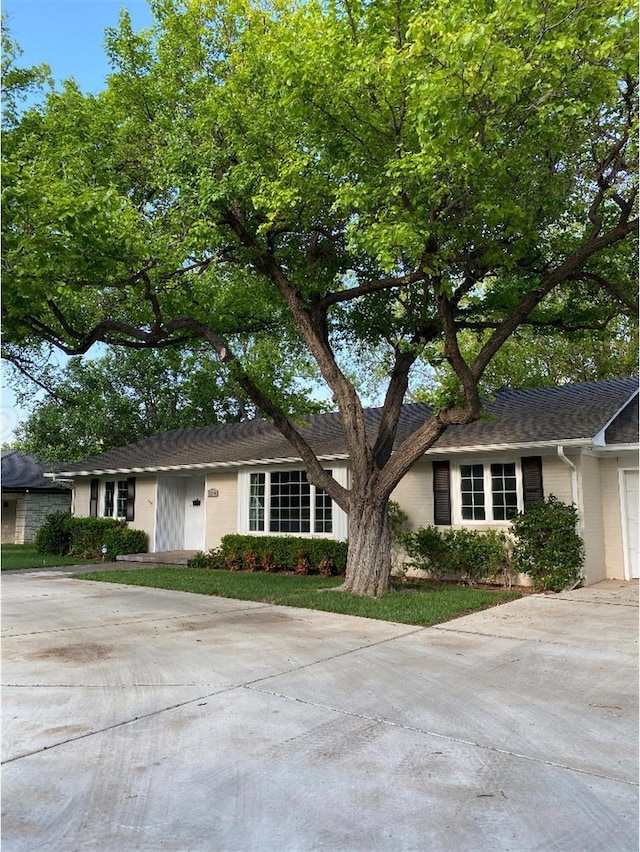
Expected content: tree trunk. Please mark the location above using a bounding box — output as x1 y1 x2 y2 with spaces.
340 498 392 597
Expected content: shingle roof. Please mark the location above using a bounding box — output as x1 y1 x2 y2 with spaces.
2 451 70 490
51 377 638 476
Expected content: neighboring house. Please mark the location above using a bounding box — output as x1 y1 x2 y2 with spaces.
2 451 72 544
48 378 639 585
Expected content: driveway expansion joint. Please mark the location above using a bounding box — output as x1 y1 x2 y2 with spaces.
244 683 640 788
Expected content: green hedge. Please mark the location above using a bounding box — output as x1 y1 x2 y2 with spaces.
190 534 348 575
35 512 147 560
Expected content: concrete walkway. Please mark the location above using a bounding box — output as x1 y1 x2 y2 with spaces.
2 571 637 851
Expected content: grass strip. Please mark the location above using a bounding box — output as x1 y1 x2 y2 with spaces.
74 567 522 627
1 544 90 571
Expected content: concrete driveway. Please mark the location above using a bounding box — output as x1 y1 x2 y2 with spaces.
2 570 638 851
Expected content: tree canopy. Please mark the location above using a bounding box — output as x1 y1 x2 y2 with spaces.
10 347 281 462
2 0 637 594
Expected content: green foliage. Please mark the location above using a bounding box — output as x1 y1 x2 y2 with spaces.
8 346 327 464
404 526 512 586
387 500 410 546
1 20 52 129
3 0 635 392
388 500 412 576
511 496 584 592
189 535 348 575
34 510 72 556
35 513 147 560
67 518 148 561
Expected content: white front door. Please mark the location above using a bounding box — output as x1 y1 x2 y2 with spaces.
183 476 205 550
622 470 639 580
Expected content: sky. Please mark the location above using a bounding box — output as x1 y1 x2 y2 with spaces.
2 1 155 442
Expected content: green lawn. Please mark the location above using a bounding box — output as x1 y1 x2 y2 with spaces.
74 567 522 627
1 544 91 571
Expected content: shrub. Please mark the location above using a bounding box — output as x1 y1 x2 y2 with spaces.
388 500 411 576
218 534 348 575
36 515 147 560
404 525 449 578
295 550 313 575
511 496 584 591
35 510 73 556
188 551 212 569
243 550 259 572
261 551 276 572
404 525 511 586
97 524 147 561
443 528 511 586
189 548 226 570
318 556 337 577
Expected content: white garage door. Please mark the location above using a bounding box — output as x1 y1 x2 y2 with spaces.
623 470 639 580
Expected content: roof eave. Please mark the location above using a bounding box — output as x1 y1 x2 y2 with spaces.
425 437 594 455
48 453 351 478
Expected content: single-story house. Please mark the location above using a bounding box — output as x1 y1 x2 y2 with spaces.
48 377 639 585
2 451 72 544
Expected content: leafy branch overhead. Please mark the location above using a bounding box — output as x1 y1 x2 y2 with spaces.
2 0 637 594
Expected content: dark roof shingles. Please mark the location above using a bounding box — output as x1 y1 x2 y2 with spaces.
55 377 638 474
2 451 69 490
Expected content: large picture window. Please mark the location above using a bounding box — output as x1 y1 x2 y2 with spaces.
248 469 333 534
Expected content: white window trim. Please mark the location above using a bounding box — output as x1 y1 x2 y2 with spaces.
238 463 348 540
451 459 524 525
100 479 128 520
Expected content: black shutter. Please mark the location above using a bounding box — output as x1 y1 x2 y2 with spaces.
126 477 136 522
522 456 543 511
89 478 99 517
433 460 451 525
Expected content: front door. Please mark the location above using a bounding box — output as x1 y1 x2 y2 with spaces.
183 477 205 550
155 476 205 551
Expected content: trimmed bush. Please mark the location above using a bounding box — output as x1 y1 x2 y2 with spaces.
35 510 73 556
404 526 512 586
36 514 147 560
511 496 584 591
189 535 348 574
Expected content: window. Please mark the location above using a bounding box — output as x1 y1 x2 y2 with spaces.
456 457 542 523
248 469 333 534
491 462 518 521
101 479 131 519
460 464 486 521
271 470 311 533
249 473 265 532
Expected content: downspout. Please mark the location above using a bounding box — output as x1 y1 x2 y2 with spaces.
557 445 583 586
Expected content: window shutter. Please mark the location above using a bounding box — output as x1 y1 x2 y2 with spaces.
126 477 136 522
521 456 544 511
89 479 99 517
433 461 451 525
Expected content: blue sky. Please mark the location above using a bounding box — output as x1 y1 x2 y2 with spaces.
3 0 153 91
2 1 155 441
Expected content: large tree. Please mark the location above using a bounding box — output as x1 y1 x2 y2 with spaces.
3 0 637 595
